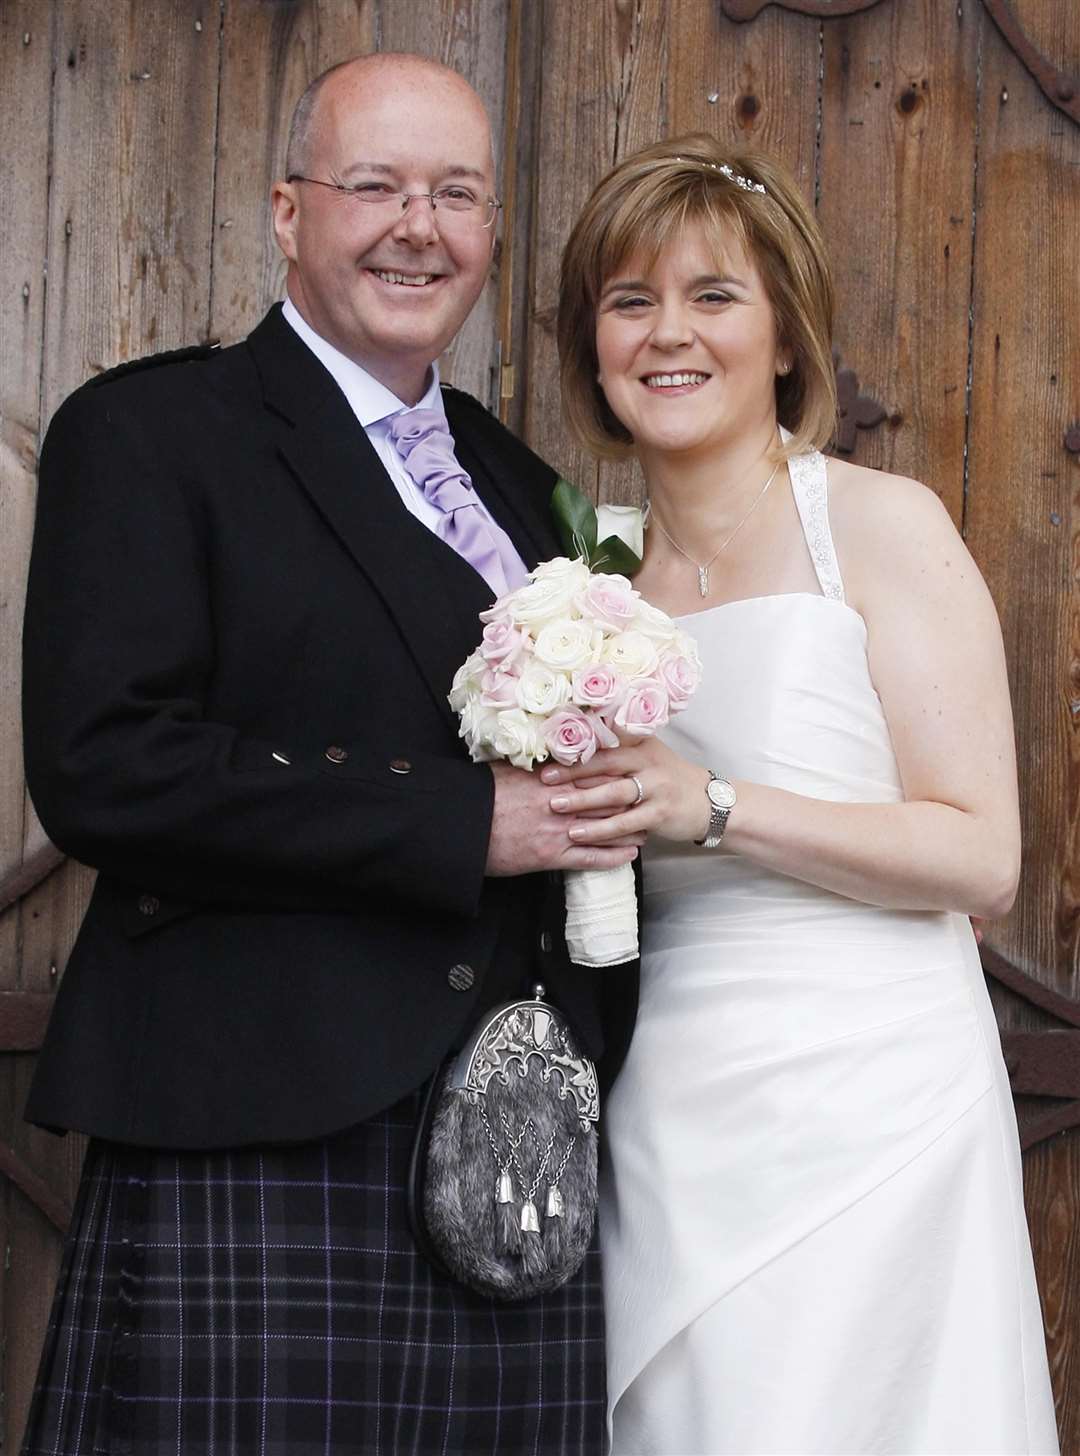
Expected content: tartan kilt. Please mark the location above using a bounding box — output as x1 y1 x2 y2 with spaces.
20 1092 606 1456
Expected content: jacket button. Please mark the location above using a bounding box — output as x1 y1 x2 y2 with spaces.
138 894 160 917
389 758 412 775
447 963 475 992
539 931 553 953
324 745 348 764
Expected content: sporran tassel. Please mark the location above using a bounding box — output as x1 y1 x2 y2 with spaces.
496 1168 514 1204
546 1184 565 1219
520 1199 540 1233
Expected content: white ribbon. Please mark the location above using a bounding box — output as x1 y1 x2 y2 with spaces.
563 863 638 968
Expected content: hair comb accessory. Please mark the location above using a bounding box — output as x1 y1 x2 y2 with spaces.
672 156 766 195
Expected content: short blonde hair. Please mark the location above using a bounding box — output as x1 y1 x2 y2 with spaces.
558 135 836 461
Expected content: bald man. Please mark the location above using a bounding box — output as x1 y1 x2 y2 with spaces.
21 54 637 1455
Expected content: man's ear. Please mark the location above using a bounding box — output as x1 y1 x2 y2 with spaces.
271 181 300 262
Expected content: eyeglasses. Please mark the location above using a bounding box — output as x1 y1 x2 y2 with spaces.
287 175 502 229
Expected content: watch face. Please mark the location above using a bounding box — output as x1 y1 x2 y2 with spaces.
707 777 737 810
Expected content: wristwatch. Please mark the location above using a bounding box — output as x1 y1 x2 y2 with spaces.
695 770 737 848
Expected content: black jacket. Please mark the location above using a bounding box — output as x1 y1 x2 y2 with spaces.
22 305 638 1148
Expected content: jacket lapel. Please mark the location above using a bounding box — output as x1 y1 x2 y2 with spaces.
247 307 487 728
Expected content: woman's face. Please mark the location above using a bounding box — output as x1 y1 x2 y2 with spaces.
594 219 785 459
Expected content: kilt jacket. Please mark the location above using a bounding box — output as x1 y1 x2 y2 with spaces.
22 304 639 1150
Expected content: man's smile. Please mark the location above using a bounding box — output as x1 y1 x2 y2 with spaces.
368 267 443 288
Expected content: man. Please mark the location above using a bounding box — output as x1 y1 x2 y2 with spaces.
21 54 638 1455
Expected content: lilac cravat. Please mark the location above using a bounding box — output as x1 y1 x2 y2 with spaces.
387 408 529 600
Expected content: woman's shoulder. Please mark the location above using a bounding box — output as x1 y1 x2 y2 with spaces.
824 455 958 551
819 455 972 611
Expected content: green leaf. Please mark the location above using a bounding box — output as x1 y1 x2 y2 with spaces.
591 534 643 577
551 477 597 561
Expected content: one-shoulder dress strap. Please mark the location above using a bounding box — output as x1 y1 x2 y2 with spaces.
787 449 845 603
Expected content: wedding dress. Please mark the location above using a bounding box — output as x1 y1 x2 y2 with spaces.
601 449 1059 1455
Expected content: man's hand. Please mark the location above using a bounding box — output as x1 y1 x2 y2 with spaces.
485 762 644 876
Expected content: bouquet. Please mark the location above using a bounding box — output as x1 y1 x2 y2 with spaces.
449 481 701 967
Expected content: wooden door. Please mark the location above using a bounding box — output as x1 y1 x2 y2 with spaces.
2 1 1077 1446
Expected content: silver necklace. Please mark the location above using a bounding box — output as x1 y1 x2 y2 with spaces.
646 459 782 598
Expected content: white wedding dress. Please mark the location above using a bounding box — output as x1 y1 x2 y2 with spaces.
601 450 1059 1455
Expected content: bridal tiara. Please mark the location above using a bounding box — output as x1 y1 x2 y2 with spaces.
671 157 767 195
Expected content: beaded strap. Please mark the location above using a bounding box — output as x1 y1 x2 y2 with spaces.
788 450 845 603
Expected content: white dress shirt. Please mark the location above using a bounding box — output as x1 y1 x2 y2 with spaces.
282 296 497 538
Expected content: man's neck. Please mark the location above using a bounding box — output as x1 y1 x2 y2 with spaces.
283 293 433 406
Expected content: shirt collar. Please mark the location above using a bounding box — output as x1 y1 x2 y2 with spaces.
281 295 443 427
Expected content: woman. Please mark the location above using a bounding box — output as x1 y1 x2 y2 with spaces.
546 136 1059 1454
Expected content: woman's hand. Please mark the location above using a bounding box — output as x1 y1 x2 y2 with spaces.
540 736 713 845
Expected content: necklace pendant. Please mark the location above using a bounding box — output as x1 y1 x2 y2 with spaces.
698 566 709 598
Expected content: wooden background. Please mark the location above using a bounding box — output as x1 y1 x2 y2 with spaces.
2 0 1078 1447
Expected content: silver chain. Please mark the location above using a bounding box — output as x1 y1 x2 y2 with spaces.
647 456 782 598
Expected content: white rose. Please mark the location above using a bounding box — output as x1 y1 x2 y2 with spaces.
671 626 703 671
533 618 601 672
492 708 546 770
457 699 500 761
506 567 585 627
631 597 682 644
602 628 660 679
516 663 572 716
530 555 592 586
448 650 486 711
595 503 645 560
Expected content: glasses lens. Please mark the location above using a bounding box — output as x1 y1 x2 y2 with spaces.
432 188 478 214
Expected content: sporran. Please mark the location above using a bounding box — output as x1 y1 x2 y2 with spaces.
408 984 599 1300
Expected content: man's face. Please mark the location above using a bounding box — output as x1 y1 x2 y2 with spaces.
273 65 497 402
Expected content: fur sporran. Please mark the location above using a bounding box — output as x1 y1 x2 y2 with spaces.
408 986 599 1300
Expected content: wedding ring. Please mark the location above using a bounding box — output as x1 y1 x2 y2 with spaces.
629 774 646 807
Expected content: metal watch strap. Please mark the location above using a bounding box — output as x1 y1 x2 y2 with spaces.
695 770 733 849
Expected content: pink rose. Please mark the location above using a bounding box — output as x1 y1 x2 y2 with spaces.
479 617 526 666
480 665 520 709
614 683 670 735
657 653 701 708
542 708 599 766
577 573 637 632
571 664 624 711
593 713 620 749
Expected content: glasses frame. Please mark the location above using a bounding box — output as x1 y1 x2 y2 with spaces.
286 174 502 229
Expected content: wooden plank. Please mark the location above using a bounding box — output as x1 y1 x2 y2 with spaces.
0 992 55 1053
0 6 59 1448
0 4 53 940
41 0 221 415
669 6 819 188
378 0 510 408
818 0 978 513
966 1 1080 1001
497 0 541 438
965 2 1080 1442
208 0 378 349
1024 1130 1080 1450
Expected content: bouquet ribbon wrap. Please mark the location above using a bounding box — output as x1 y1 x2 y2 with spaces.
563 863 638 968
